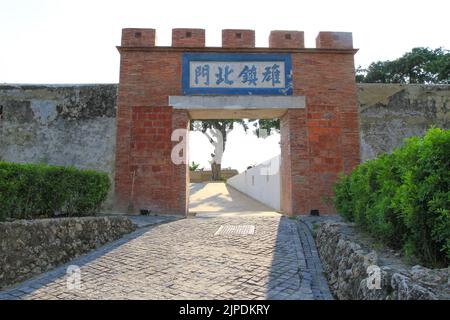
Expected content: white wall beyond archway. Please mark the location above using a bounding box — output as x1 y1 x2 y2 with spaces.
227 155 281 211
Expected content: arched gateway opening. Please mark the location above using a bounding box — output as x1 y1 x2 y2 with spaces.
114 28 360 216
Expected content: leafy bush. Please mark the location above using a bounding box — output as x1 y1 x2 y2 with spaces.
189 161 203 171
0 162 111 221
333 128 450 267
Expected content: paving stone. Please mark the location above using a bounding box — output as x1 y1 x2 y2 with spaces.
0 215 332 300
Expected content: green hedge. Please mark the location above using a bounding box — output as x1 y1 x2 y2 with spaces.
333 128 450 267
0 162 111 221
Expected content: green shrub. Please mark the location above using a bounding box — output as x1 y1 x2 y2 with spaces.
0 162 111 221
333 128 450 267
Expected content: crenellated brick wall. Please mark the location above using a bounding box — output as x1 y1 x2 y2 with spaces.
115 28 359 216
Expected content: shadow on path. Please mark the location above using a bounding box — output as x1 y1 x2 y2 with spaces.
265 217 333 300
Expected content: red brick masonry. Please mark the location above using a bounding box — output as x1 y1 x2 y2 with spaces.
115 28 360 215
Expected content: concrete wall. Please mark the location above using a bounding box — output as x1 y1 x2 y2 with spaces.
227 156 281 211
1 83 448 212
358 84 450 161
0 84 118 210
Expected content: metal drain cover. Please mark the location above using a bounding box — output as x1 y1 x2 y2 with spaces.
214 225 255 236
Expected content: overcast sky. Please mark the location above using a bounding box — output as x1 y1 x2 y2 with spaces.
1 0 449 171
1 0 449 83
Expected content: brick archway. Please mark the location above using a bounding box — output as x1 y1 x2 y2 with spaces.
114 28 360 216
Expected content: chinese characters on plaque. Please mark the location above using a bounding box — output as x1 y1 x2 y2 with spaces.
190 61 286 89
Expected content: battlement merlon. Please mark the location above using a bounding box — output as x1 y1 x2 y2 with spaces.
118 29 355 51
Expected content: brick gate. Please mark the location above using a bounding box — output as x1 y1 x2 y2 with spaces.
114 28 360 216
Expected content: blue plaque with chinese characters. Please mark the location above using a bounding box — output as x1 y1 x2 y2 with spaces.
182 53 292 95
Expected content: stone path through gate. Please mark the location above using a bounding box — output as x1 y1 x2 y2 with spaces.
0 183 332 300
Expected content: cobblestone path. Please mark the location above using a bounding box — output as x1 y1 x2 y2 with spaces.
0 216 332 300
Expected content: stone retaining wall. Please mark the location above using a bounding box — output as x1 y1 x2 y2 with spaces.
316 222 449 300
0 216 135 290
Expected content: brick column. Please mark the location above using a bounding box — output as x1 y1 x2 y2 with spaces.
283 32 359 215
280 109 309 215
115 26 187 215
171 109 190 214
115 106 189 215
114 103 133 213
